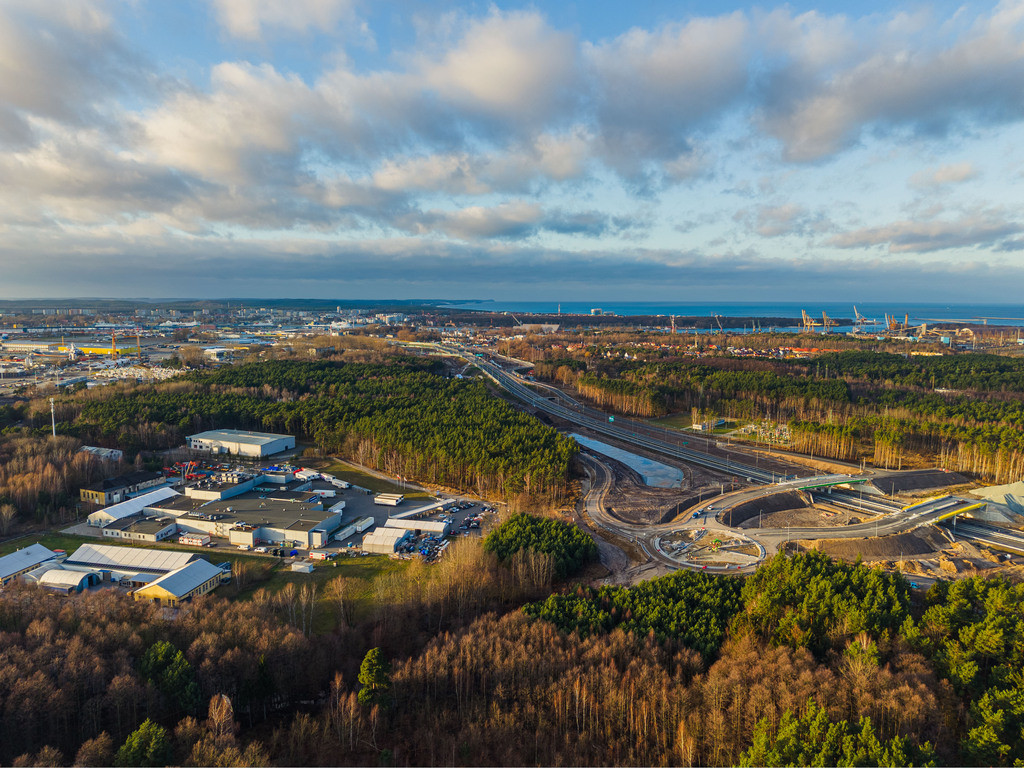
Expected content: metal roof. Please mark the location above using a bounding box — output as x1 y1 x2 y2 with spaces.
89 487 180 524
385 518 449 533
66 543 199 574
188 429 290 446
39 569 96 589
363 527 410 544
0 544 58 581
138 559 224 598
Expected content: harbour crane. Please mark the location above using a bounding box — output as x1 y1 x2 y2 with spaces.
801 310 822 332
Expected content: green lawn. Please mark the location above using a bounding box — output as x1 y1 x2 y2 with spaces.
647 412 692 430
646 414 744 434
315 459 432 499
0 532 96 557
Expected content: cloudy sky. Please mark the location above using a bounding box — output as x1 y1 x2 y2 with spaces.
2 0 1024 302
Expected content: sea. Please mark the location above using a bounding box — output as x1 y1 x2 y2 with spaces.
440 301 1024 330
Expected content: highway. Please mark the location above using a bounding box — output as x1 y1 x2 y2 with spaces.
461 347 795 484
948 521 1024 555
428 343 1024 572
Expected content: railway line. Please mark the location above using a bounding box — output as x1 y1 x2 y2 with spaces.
466 350 789 483
427 343 1024 573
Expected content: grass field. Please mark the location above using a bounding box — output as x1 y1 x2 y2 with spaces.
647 414 743 434
0 532 95 557
647 413 692 430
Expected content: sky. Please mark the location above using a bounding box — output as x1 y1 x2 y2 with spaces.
2 0 1024 302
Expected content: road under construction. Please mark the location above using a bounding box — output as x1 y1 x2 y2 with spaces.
431 343 1024 576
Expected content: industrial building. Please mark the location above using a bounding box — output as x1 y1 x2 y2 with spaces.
385 518 451 536
80 470 166 506
0 544 59 587
78 446 124 462
63 543 202 582
84 471 349 550
37 569 100 594
101 515 180 543
147 491 345 549
87 487 180 527
362 527 413 554
132 560 225 607
186 429 295 458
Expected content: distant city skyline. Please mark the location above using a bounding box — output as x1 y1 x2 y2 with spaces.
2 0 1024 300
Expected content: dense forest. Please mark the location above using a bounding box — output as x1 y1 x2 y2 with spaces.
2 547 1022 766
483 513 598 579
535 350 1024 481
1 359 577 527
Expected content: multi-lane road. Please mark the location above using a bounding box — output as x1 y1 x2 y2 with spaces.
430 343 1024 571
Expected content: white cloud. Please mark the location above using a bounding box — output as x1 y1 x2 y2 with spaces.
760 4 1024 160
585 13 749 174
0 0 140 143
909 162 978 188
828 210 1021 252
404 201 544 240
419 10 579 125
210 0 357 40
141 62 323 182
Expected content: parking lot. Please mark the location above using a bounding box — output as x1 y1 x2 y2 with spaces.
325 490 499 561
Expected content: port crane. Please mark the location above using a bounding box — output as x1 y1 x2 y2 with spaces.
801 310 822 332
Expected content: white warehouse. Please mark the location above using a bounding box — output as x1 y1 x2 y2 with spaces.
187 429 295 458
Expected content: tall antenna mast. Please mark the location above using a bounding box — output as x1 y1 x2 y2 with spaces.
49 397 56 437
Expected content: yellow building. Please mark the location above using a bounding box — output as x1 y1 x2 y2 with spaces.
132 560 225 607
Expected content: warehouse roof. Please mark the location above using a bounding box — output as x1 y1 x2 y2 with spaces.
105 517 178 534
91 487 180 523
139 560 224 598
363 527 410 545
66 543 200 574
385 518 449 533
151 493 331 527
0 544 58 581
39 569 96 590
188 429 290 446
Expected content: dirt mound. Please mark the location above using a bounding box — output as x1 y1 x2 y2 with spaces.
747 506 868 529
801 529 944 561
870 469 968 496
722 491 809 526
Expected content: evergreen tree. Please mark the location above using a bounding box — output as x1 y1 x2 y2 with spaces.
357 648 391 707
114 720 171 767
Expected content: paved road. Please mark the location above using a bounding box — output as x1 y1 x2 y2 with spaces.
423 342 1024 572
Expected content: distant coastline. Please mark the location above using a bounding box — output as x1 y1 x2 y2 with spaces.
439 300 1024 327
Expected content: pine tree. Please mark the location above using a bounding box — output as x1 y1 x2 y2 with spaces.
357 648 391 707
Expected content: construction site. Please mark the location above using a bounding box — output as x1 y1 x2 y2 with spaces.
795 306 1024 349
